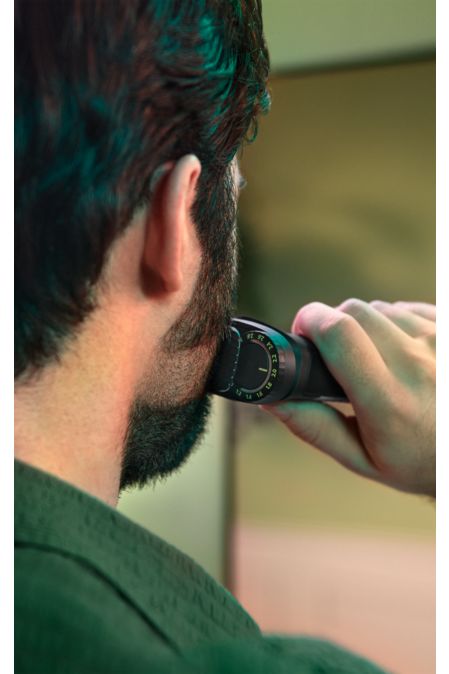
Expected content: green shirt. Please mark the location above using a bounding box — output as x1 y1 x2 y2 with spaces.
15 460 389 673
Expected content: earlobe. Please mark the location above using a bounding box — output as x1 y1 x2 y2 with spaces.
141 155 202 296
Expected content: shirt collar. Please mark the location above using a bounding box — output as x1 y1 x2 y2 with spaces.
14 459 260 651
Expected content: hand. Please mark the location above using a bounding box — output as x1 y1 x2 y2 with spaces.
261 299 436 497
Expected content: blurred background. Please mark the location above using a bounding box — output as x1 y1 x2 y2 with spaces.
119 2 436 673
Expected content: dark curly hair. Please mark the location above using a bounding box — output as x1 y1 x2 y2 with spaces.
15 0 270 378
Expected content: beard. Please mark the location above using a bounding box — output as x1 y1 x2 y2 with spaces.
119 167 238 491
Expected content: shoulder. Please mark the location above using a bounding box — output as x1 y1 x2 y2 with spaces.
180 637 390 674
15 548 388 674
15 545 171 674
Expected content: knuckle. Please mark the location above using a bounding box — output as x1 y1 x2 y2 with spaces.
304 423 324 449
316 312 354 342
370 299 386 308
298 416 326 448
339 298 367 317
370 299 391 313
277 406 325 449
294 302 326 327
371 300 397 320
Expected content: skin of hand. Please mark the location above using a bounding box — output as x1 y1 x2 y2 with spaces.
261 299 436 498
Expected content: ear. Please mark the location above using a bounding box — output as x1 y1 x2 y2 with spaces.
142 154 202 295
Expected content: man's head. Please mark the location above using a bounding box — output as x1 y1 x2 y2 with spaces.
15 1 269 495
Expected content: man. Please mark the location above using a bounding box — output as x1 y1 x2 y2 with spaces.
15 1 435 673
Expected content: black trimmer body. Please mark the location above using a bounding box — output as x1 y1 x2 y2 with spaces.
208 317 348 405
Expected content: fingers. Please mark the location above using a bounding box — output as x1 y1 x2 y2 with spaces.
284 298 436 496
292 299 434 370
291 301 393 406
335 299 416 360
393 301 436 322
370 300 435 338
260 401 379 480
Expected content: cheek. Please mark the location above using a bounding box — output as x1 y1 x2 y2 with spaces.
137 341 216 406
173 342 217 398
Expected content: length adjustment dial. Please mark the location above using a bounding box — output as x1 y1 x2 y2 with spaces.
233 331 279 402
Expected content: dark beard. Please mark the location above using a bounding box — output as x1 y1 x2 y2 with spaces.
119 396 212 490
119 165 238 491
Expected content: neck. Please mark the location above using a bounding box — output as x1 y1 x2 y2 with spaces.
14 322 139 507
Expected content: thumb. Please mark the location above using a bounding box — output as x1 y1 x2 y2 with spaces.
260 401 379 481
